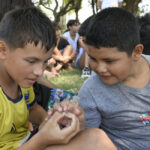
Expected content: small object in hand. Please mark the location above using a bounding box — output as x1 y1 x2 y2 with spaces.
58 113 73 129
64 113 72 119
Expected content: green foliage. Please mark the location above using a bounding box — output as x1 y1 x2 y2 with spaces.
48 69 87 90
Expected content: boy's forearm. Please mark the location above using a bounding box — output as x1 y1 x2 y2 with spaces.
37 77 60 89
17 132 47 150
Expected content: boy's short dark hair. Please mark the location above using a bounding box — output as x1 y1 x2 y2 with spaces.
78 15 94 36
0 7 56 51
85 7 140 55
53 22 61 31
67 19 79 28
0 0 34 21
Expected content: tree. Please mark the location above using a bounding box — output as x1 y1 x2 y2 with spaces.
33 0 143 24
34 0 83 23
74 0 82 21
88 0 143 15
123 0 142 15
89 0 97 15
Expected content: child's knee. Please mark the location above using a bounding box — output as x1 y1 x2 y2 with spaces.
84 128 117 150
83 128 105 142
84 128 105 137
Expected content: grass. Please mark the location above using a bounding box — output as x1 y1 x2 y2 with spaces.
48 68 87 90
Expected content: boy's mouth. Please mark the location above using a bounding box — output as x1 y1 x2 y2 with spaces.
26 78 36 84
100 75 112 80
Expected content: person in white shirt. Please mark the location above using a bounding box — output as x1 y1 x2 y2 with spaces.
97 0 123 10
63 20 80 53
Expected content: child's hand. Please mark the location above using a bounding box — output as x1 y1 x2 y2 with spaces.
38 110 54 130
41 100 85 131
53 100 85 130
39 111 80 145
39 108 73 131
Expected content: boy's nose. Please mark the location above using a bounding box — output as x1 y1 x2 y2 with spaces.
33 65 44 77
96 62 107 74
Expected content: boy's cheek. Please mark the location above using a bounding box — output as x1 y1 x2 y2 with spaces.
89 62 96 71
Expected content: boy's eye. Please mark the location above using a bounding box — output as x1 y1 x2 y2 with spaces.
104 59 115 64
105 60 113 63
27 60 35 64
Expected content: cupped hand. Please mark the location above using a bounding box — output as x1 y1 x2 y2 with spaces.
53 100 85 130
39 111 80 145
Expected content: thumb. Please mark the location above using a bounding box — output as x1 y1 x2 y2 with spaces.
49 112 65 124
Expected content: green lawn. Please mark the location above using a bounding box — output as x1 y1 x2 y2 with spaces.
48 69 87 90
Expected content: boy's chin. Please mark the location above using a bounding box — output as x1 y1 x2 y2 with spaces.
101 79 119 85
19 83 34 89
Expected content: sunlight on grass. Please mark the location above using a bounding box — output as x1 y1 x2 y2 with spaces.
48 69 87 90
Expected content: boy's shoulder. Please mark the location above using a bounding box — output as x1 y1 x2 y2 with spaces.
81 73 105 90
63 31 69 37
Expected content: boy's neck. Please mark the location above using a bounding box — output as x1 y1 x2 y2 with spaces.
2 84 20 100
0 67 20 99
123 56 150 88
69 31 76 40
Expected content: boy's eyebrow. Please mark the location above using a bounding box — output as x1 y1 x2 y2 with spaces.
88 55 96 60
103 58 115 60
88 54 119 61
102 57 119 61
26 56 51 61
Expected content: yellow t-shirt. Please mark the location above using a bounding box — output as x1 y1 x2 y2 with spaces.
0 86 35 150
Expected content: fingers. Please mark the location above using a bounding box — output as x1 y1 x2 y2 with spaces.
45 109 54 121
49 111 65 124
61 113 80 140
66 113 80 132
48 111 74 127
38 109 55 130
53 102 63 112
52 100 85 131
53 100 81 115
45 111 80 137
43 112 80 145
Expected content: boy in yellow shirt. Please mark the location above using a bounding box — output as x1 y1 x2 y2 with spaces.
0 7 81 150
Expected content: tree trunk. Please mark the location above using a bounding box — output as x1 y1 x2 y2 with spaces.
75 10 79 22
91 0 96 15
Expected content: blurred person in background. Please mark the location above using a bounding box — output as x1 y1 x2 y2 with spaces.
97 0 123 10
46 23 75 76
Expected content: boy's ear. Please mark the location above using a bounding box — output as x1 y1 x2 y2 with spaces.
132 44 143 61
0 41 8 59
